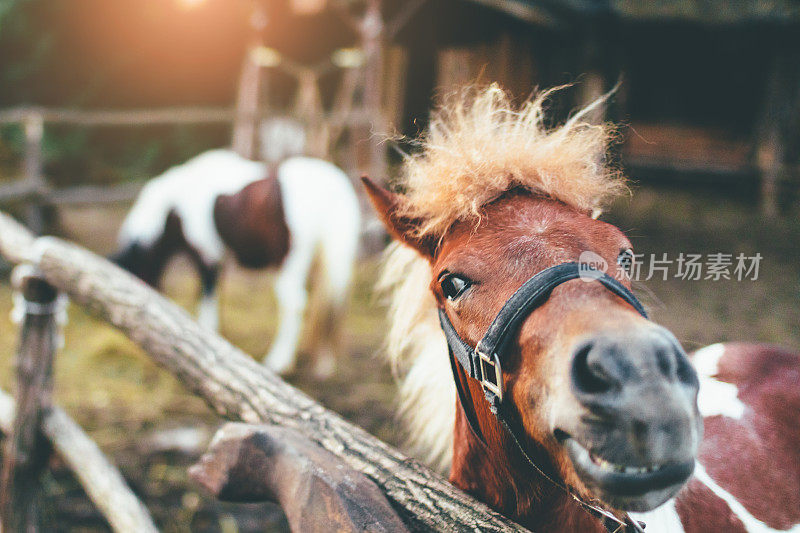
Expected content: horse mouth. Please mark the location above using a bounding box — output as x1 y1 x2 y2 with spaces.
564 438 694 511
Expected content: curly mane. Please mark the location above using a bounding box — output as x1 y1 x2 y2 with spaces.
397 84 626 237
381 85 627 471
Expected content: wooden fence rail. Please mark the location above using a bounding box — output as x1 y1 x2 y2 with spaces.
0 106 236 126
0 210 527 532
0 106 380 226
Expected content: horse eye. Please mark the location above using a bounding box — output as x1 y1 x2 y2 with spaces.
617 249 634 274
440 274 471 301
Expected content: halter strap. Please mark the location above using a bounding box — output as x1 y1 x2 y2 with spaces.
439 262 648 533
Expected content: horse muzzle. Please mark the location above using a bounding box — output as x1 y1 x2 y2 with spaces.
555 326 702 511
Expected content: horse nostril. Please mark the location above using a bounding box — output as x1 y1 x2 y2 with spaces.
655 346 676 378
571 341 619 396
657 332 698 387
675 350 699 388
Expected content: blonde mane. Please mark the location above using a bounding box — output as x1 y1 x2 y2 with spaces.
380 85 627 471
397 84 625 237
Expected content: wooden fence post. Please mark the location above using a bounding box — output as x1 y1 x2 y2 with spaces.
755 46 796 217
361 0 387 182
21 112 49 235
0 265 60 532
231 2 269 159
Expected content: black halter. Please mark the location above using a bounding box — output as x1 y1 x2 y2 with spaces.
438 261 648 533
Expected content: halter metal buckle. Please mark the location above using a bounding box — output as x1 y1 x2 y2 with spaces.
476 348 503 402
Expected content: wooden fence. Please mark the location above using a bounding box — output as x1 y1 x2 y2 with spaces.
0 103 384 237
0 210 528 532
0 107 244 234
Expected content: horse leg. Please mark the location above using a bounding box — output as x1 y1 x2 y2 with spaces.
310 301 340 379
112 241 159 287
196 262 221 332
310 213 359 379
263 245 313 374
115 211 188 289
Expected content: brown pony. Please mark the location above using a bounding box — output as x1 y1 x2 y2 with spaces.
365 86 800 532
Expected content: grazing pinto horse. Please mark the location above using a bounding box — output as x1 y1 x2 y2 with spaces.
366 86 800 532
114 149 361 375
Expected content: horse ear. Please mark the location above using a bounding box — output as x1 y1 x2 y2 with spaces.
361 176 436 258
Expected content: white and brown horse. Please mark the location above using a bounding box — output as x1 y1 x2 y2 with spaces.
114 149 361 376
366 85 799 532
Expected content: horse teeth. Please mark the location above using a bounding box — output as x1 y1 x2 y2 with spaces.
624 466 647 474
589 454 661 475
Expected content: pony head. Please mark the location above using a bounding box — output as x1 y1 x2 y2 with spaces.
366 85 701 518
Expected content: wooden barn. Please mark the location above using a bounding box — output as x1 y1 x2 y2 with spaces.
247 0 800 214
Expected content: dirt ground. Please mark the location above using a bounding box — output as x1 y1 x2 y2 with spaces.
0 184 798 531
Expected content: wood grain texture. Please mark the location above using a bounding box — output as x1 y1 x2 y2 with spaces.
190 423 410 532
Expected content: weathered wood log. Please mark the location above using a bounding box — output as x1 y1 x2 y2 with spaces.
41 407 159 532
0 213 36 264
190 423 409 532
0 389 158 533
0 266 58 531
0 210 528 532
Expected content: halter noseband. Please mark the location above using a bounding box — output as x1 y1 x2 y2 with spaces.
438 261 648 533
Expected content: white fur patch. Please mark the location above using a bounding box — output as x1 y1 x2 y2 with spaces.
693 343 746 420
118 149 267 265
695 462 800 532
697 379 745 420
629 499 685 533
692 343 726 376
